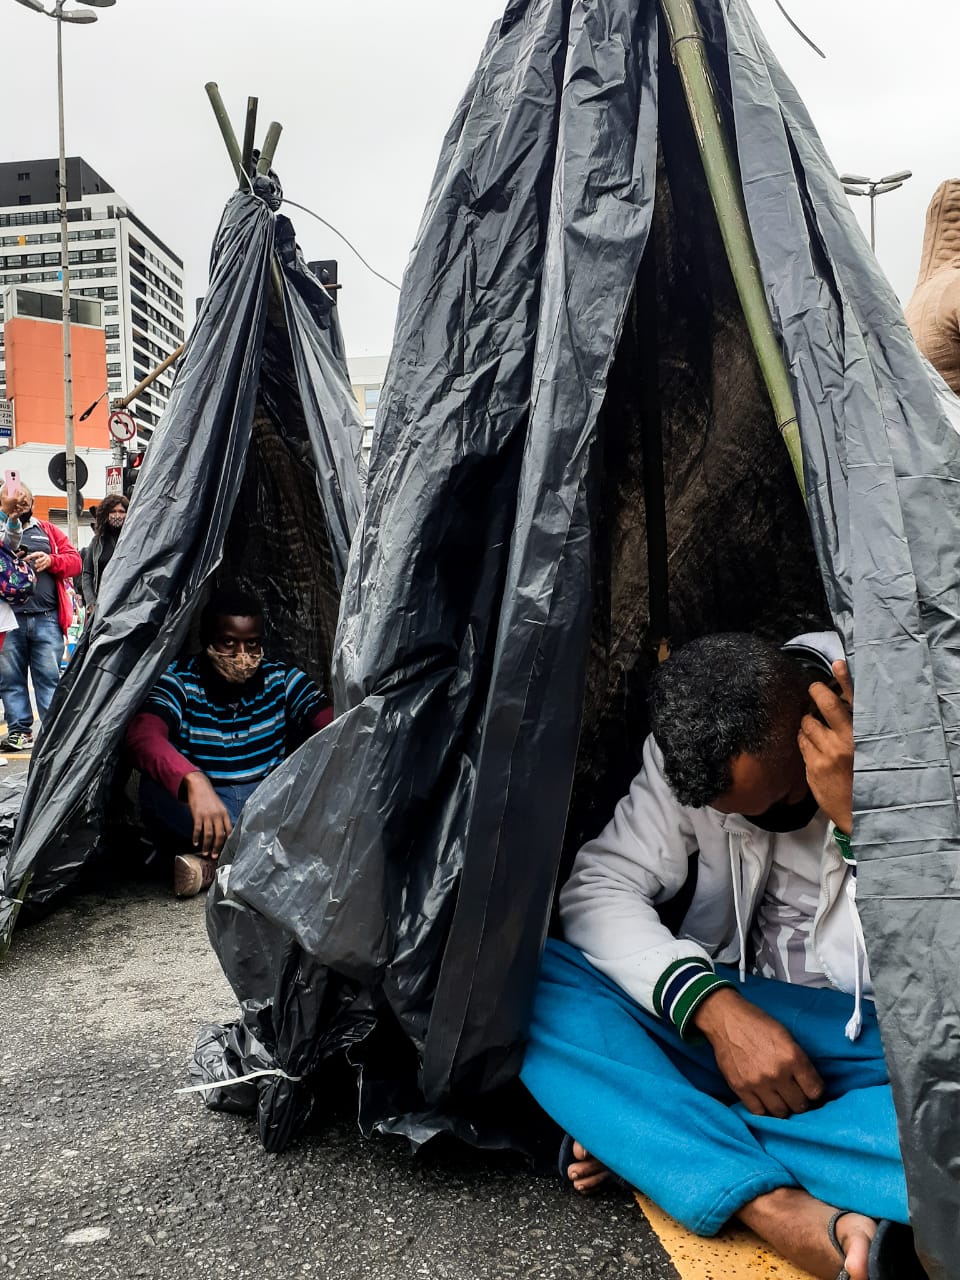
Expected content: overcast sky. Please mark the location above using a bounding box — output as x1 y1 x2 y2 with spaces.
4 0 957 357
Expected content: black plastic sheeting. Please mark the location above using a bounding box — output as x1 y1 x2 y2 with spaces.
0 190 363 942
193 1 960 1272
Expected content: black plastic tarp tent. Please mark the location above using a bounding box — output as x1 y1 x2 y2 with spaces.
0 189 364 942
193 2 960 1273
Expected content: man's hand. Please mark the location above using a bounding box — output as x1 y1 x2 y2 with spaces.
25 551 52 574
798 658 854 834
181 771 232 858
692 987 824 1118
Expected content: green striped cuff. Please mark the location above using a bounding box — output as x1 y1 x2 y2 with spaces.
833 828 855 865
653 958 735 1042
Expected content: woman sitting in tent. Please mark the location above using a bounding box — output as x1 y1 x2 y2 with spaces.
126 587 333 898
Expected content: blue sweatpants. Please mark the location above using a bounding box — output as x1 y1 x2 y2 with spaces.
520 939 908 1236
139 775 258 846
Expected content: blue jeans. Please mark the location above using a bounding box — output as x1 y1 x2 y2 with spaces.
139 774 259 847
0 611 64 733
521 940 908 1235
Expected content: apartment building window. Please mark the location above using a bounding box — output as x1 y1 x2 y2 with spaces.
18 196 31 206
17 172 30 182
363 386 380 425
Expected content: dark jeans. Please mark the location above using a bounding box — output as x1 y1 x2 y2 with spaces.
0 611 64 733
139 774 259 849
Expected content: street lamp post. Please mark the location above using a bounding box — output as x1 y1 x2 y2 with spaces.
12 0 115 546
839 170 913 253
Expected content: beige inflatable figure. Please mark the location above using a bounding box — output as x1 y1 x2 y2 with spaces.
904 179 960 394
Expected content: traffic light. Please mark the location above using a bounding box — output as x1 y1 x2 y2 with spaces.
123 448 145 497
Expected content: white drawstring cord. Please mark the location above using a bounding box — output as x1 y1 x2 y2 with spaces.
175 1066 303 1097
728 836 748 984
844 875 865 1041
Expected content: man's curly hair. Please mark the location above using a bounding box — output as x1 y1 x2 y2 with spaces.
648 633 809 808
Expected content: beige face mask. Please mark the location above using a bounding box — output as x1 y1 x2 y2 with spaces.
205 646 262 684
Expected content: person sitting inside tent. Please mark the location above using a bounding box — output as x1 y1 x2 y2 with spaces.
521 634 921 1280
126 587 333 898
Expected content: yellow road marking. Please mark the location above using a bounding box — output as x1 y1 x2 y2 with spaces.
636 1193 817 1279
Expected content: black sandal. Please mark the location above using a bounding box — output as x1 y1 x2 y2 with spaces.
557 1132 578 1184
828 1211 928 1280
827 1210 853 1280
556 1133 623 1192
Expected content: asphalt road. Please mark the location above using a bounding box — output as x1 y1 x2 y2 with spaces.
0 867 677 1280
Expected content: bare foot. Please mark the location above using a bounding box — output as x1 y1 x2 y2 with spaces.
566 1139 610 1194
737 1187 877 1280
835 1213 873 1280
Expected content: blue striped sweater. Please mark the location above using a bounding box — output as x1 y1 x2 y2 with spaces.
144 656 328 786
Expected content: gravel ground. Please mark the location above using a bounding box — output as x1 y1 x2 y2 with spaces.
0 873 677 1280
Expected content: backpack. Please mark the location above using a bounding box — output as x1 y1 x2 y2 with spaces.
0 545 36 605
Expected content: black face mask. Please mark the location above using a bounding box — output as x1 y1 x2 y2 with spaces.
744 789 820 833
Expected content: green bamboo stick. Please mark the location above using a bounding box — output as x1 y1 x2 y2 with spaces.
204 82 246 189
657 0 805 494
256 122 284 176
241 96 259 178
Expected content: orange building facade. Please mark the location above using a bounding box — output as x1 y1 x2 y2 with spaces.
4 315 108 449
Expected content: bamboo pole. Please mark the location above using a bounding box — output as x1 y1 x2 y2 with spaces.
255 122 286 302
204 86 284 303
240 96 259 177
114 344 185 411
204 82 245 188
657 0 805 493
256 122 283 176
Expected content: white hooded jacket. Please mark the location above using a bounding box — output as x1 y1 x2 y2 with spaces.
559 733 870 1041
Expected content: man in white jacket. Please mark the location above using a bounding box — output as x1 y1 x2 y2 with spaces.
521 634 917 1280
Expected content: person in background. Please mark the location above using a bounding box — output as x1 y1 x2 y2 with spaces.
0 481 30 766
0 484 82 751
81 494 129 614
126 587 334 897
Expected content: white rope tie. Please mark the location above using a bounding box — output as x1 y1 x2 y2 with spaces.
844 875 866 1042
175 1067 303 1097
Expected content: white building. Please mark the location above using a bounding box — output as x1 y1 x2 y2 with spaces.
347 354 388 459
0 157 185 442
